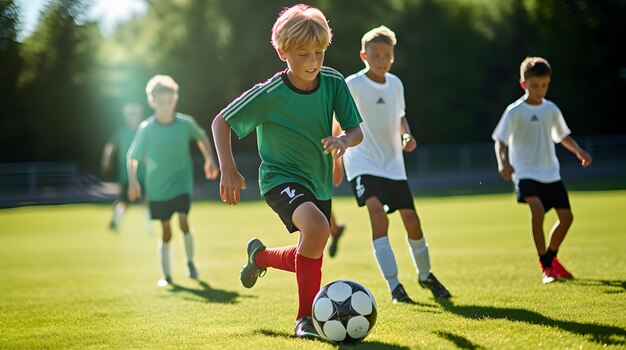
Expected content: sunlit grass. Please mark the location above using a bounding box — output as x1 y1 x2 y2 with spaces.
1 191 625 349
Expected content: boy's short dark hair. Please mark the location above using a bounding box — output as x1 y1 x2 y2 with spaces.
520 57 552 81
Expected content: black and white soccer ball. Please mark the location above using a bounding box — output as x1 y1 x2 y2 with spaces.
312 280 377 343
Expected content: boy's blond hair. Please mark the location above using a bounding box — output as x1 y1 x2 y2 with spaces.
361 25 397 52
145 75 179 100
520 57 552 81
271 4 332 52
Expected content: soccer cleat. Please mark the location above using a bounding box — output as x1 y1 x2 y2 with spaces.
419 273 452 299
391 284 413 304
240 238 267 288
109 220 118 231
294 316 320 338
187 262 199 279
157 276 172 287
542 266 558 284
328 224 345 258
551 257 574 279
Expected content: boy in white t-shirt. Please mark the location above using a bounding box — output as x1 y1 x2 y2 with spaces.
339 25 451 302
492 56 592 284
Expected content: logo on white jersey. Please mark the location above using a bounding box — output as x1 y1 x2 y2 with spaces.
355 176 365 198
376 97 386 104
281 186 304 204
530 115 539 122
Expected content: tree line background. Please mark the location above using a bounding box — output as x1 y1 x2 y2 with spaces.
1 0 624 174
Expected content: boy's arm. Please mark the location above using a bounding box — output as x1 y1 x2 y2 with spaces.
560 135 592 167
400 117 417 152
101 142 115 174
321 125 363 160
331 119 345 187
196 136 219 180
211 114 247 205
494 140 514 181
127 157 141 201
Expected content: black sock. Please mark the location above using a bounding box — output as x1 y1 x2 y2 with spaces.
539 249 557 267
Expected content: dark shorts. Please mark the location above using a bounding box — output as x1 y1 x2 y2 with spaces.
264 183 331 233
349 175 415 214
149 194 191 221
516 179 570 211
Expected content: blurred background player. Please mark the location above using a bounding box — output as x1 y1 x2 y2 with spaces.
101 102 150 231
340 25 451 302
128 75 218 287
211 4 362 338
492 56 593 284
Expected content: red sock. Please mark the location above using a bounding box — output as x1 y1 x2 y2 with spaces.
295 253 323 320
254 245 297 272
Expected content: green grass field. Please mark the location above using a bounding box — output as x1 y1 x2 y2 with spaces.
1 191 625 349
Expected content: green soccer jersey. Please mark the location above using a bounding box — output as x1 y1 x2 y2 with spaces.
128 113 205 201
221 67 362 200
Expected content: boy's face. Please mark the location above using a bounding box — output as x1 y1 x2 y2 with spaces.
149 91 178 116
123 104 143 129
279 45 326 91
361 42 394 81
520 75 550 104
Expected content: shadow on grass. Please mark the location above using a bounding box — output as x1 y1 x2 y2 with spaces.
436 299 626 346
255 329 410 349
434 331 485 350
168 279 239 303
565 278 625 294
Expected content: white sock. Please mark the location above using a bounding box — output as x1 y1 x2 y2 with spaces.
183 232 194 264
159 241 172 278
408 237 431 281
112 202 125 224
373 236 400 292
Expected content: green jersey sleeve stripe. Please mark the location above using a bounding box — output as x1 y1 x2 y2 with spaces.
222 78 283 121
320 67 345 80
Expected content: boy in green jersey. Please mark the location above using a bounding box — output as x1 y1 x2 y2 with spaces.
128 75 218 287
101 102 148 231
211 4 363 338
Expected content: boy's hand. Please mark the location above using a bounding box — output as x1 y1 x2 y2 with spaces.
498 163 515 182
128 182 141 202
578 150 593 167
321 136 346 160
402 133 417 152
219 169 247 205
204 160 219 180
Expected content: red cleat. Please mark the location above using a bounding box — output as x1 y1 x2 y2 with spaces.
551 257 574 279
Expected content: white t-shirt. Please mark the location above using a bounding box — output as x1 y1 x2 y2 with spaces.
343 71 407 181
492 96 571 184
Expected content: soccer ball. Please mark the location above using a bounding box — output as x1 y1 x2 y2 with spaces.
312 280 377 343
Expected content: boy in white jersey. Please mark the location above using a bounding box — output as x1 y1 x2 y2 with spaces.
211 4 362 338
340 25 451 302
492 57 592 284
128 75 219 287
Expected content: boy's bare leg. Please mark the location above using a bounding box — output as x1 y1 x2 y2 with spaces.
525 197 547 255
293 202 330 258
548 208 573 251
328 212 345 258
399 209 423 240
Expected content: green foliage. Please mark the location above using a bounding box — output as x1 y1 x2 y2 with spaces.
1 192 625 348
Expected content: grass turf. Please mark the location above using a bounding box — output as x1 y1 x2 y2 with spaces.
1 191 625 349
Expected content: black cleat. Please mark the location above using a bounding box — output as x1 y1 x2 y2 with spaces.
294 316 320 338
391 284 413 304
328 225 345 258
419 273 451 299
240 238 267 288
187 262 199 279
